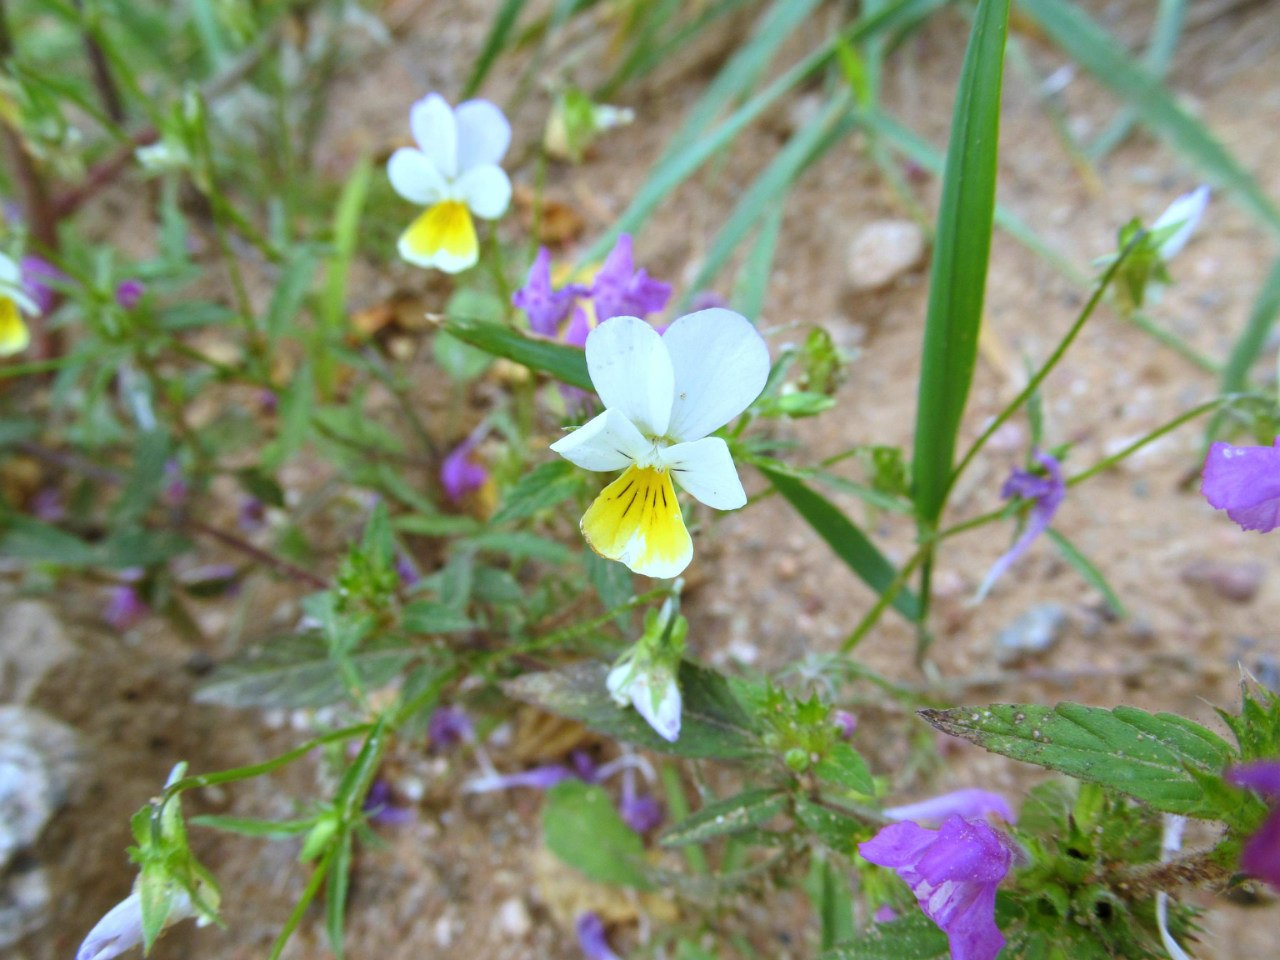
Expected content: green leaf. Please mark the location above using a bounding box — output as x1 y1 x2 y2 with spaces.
911 0 1010 524
464 0 529 97
504 659 763 759
920 701 1237 816
443 316 591 390
264 246 318 346
190 815 314 838
1046 528 1126 618
194 633 420 709
0 516 100 567
660 789 789 847
1212 257 1280 439
491 459 584 524
793 798 865 856
543 780 651 889
818 914 949 960
1017 0 1280 237
401 601 474 635
732 203 785 321
112 429 170 527
325 829 353 959
815 743 875 794
755 462 919 621
467 530 576 565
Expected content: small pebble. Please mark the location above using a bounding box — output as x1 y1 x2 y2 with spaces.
847 220 926 291
1179 559 1265 604
496 896 532 938
995 603 1069 665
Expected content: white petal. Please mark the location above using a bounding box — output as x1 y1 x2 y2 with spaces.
409 93 458 180
660 437 746 509
550 407 649 471
606 661 633 706
586 316 673 437
456 164 512 219
454 99 511 170
0 252 19 285
387 148 448 205
661 308 770 442
631 671 681 742
77 893 145 960
1152 185 1209 260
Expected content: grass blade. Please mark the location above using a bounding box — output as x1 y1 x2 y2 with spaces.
756 462 920 621
732 204 785 321
464 0 529 98
911 0 1011 525
1208 257 1280 440
1018 0 1280 238
1046 528 1126 618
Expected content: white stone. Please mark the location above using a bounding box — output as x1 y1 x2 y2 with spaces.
847 219 927 291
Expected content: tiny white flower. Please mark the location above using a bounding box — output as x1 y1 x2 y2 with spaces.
607 659 682 743
77 889 196 960
0 252 36 356
550 309 770 578
388 93 512 273
1151 185 1209 261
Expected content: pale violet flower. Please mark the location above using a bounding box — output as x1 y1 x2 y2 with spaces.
77 888 197 960
388 93 512 273
607 657 682 743
550 309 769 578
884 788 1015 825
1152 185 1209 260
0 251 39 356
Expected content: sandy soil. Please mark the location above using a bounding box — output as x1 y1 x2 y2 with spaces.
10 1 1280 958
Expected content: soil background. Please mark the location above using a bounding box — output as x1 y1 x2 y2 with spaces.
9 0 1280 958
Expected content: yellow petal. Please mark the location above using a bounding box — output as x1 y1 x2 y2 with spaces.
0 297 30 356
581 465 692 579
397 200 478 273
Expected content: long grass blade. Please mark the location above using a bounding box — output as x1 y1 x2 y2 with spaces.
732 205 785 321
1208 257 1280 440
911 0 1011 526
463 0 529 98
1018 0 1280 238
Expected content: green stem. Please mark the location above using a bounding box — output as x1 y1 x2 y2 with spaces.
267 844 336 960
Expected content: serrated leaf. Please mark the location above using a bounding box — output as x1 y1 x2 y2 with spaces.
492 459 583 524
195 633 419 709
504 660 763 759
920 702 1237 816
543 780 651 889
815 743 874 794
818 914 949 960
660 788 788 847
401 600 473 635
794 798 866 856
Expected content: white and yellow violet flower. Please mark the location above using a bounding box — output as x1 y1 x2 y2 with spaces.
0 251 37 356
387 93 512 273
550 308 770 578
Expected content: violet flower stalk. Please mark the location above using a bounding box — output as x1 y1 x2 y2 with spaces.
1201 437 1280 533
974 450 1065 601
859 814 1013 960
1225 760 1280 889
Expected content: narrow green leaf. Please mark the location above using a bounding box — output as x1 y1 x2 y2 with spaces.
504 660 763 759
443 316 591 390
491 459 584 524
919 701 1237 816
817 856 855 951
1045 528 1126 618
190 815 314 839
659 789 789 847
732 204 785 321
814 743 875 794
818 914 949 960
464 0 529 98
1 516 100 567
265 247 318 346
401 601 474 635
325 829 353 959
1018 0 1280 237
544 780 651 888
466 531 576 565
1215 257 1280 426
911 0 1011 524
112 429 170 527
793 798 865 856
756 463 919 621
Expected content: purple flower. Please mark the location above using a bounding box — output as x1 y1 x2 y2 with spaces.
238 496 266 531
162 460 187 507
115 279 145 310
975 450 1065 600
884 789 1015 825
463 763 576 793
1225 760 1280 889
832 709 858 740
20 255 65 315
1202 438 1280 533
427 705 473 749
104 585 148 631
362 777 415 826
618 793 664 833
859 815 1012 960
590 235 671 323
512 248 588 337
441 437 488 504
575 912 622 960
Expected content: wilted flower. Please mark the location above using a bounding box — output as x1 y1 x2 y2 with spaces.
974 450 1065 601
575 912 622 960
859 815 1013 960
884 788 1015 825
550 310 769 577
362 777 415 826
388 93 512 273
115 279 145 309
544 87 634 163
1225 760 1280 889
1201 437 1280 533
77 889 197 960
607 657 682 743
0 251 39 356
440 435 489 503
